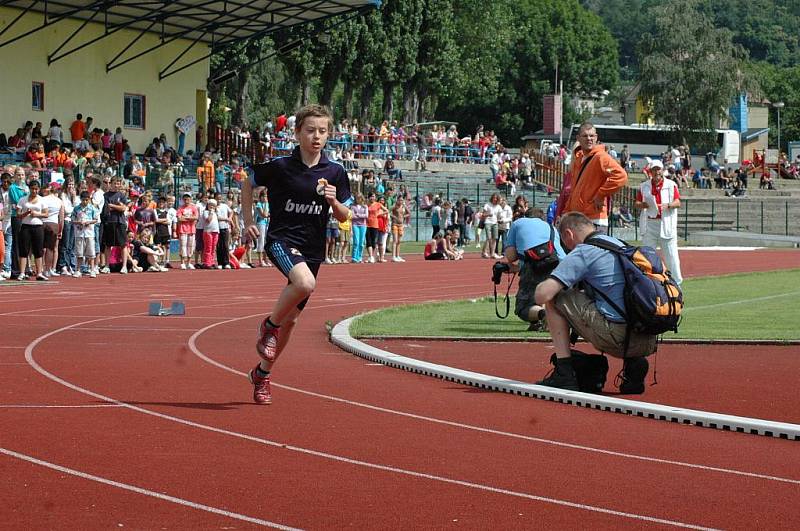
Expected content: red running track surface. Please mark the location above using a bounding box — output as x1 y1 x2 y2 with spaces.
1 249 799 529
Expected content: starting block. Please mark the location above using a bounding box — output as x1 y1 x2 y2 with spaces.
148 300 185 316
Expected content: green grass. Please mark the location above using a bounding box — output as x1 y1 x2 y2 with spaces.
350 269 800 341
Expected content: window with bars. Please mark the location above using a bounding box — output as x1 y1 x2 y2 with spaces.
32 82 44 111
124 93 145 129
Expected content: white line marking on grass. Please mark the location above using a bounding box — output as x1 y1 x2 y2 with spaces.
0 447 300 530
684 291 800 312
26 313 721 529
187 313 800 487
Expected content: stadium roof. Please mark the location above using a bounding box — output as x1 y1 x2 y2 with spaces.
0 0 380 78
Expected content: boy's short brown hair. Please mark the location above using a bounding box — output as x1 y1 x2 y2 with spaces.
294 104 334 132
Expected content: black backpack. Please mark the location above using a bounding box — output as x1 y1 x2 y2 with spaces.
522 225 560 273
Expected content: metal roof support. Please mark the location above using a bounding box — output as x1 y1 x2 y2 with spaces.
106 0 258 72
167 3 371 82
0 0 37 40
46 6 99 64
47 5 165 64
0 0 106 49
157 27 208 80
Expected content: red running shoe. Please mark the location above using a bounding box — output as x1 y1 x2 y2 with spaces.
248 365 272 405
256 318 279 362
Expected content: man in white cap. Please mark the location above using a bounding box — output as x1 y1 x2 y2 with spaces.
634 158 683 284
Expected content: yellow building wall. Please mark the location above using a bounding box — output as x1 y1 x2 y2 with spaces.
0 7 209 153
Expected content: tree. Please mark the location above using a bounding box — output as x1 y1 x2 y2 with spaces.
440 0 618 145
637 0 750 146
747 62 800 151
404 0 456 123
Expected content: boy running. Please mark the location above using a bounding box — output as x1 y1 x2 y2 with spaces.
242 104 352 405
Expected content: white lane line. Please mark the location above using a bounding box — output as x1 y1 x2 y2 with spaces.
0 404 123 409
189 313 800 487
0 447 300 530
684 291 800 312
27 314 719 530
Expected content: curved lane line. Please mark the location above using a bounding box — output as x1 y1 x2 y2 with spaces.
187 312 800 486
0 447 299 530
23 313 719 530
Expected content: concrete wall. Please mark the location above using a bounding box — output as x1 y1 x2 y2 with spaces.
0 7 209 153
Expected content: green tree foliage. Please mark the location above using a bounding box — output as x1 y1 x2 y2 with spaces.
637 0 748 146
440 0 618 144
747 63 800 150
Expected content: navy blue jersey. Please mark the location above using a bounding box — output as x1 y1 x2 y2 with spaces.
252 147 352 262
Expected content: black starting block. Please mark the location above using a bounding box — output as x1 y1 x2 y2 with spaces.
148 300 185 316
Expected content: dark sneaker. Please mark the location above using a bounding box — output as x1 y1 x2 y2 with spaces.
618 357 649 394
248 365 272 405
256 317 280 362
536 357 579 391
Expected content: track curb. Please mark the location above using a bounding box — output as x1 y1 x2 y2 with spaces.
332 317 800 441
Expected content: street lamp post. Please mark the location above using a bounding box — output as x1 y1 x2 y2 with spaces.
774 101 785 154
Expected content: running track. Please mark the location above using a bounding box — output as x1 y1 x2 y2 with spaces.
1 249 799 529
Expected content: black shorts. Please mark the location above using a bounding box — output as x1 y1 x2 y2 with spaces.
19 224 45 259
102 222 127 247
195 229 204 252
265 239 322 311
154 231 170 246
366 227 379 248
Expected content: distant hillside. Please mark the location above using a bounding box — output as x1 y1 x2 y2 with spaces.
582 0 800 72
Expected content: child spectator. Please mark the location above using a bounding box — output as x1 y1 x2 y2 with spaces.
424 232 447 260
202 198 220 268
154 196 172 262
430 197 443 238
337 207 351 263
350 193 367 263
255 189 270 267
324 209 340 264
132 227 167 272
215 194 232 269
376 195 390 263
390 197 407 262
176 193 198 269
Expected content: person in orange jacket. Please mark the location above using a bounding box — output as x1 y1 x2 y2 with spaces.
560 122 627 233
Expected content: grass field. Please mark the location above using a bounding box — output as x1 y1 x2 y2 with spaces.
350 268 800 341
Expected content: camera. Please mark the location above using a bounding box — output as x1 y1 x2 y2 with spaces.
491 261 510 284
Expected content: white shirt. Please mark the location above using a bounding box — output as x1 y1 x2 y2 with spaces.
216 203 231 230
91 189 105 213
638 178 679 239
498 204 513 230
203 209 219 232
41 194 63 224
195 202 206 229
60 194 77 217
18 197 45 226
482 203 501 225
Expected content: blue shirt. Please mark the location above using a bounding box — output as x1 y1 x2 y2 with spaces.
8 183 26 217
550 234 626 322
252 147 352 261
505 217 565 259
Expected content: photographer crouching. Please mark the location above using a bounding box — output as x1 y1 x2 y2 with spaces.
497 207 566 330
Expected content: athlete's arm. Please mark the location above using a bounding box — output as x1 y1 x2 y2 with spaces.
326 187 350 223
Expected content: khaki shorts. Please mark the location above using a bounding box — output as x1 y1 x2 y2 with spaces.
554 288 657 358
392 224 404 239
